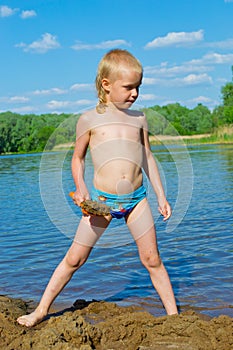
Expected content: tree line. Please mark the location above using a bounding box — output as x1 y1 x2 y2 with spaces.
0 112 78 154
0 81 233 154
145 82 233 136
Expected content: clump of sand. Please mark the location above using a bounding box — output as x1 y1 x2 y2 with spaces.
0 295 232 349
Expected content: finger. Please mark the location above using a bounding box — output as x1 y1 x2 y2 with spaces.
69 192 81 206
163 209 171 221
158 205 169 221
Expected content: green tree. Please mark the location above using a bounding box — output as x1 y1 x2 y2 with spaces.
144 107 167 135
221 82 233 107
220 82 233 124
189 104 213 134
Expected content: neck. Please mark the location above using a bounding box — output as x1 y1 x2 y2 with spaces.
106 102 128 112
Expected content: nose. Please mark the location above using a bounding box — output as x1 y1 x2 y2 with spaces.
131 87 138 98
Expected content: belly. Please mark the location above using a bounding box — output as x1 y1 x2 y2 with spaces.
94 159 143 193
90 138 144 193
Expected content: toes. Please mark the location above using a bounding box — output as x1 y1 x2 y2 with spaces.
17 316 33 327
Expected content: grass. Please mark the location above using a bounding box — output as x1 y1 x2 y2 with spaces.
150 125 233 146
185 125 233 145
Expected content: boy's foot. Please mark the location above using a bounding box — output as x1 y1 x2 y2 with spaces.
17 309 46 327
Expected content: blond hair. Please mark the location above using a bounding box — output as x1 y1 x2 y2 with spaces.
95 49 143 113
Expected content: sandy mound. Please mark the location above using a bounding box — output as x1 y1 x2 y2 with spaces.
0 295 232 349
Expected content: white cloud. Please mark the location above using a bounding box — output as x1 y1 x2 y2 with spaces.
160 99 177 106
181 73 213 86
71 39 131 50
145 30 204 49
11 106 36 114
143 73 212 87
16 33 61 53
75 99 94 106
144 62 212 77
139 94 160 101
32 85 93 96
204 38 233 49
47 100 69 109
47 99 94 110
224 0 233 2
186 95 219 110
188 96 215 104
32 87 67 95
142 77 158 85
0 5 18 17
190 52 233 65
70 83 94 91
0 95 29 103
9 96 29 103
0 6 37 19
216 77 228 84
143 52 232 86
20 10 37 19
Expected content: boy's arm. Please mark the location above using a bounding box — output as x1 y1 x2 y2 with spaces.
71 115 91 206
142 116 171 221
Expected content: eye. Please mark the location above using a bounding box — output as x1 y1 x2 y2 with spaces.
124 84 141 91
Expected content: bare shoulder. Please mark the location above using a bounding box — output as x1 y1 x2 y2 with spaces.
75 108 96 138
76 108 99 130
78 108 97 123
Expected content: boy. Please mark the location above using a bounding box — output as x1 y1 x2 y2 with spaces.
17 49 177 327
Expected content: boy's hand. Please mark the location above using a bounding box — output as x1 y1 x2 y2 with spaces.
158 199 172 221
69 191 90 207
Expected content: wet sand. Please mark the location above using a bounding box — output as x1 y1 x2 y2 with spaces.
1 295 232 349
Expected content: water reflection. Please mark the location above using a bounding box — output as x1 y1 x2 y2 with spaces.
0 145 232 317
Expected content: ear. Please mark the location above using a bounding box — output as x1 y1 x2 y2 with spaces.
101 78 111 92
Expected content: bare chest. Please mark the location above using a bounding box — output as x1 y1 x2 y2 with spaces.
90 123 142 146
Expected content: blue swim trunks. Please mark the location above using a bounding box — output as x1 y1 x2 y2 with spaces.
91 185 147 219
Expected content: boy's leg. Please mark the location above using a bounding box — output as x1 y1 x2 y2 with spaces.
125 199 178 315
17 215 111 327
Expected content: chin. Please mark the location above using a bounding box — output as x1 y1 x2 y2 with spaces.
114 101 134 110
123 102 134 109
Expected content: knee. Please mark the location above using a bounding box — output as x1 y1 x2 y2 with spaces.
140 253 162 270
65 251 88 270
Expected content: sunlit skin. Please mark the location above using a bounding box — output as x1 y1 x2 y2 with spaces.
17 64 177 327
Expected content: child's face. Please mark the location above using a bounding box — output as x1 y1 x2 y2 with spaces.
103 67 142 110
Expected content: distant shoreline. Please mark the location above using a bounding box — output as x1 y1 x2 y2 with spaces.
1 134 233 156
149 132 233 145
149 134 211 143
52 133 233 151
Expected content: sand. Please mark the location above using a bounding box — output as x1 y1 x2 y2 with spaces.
0 295 232 350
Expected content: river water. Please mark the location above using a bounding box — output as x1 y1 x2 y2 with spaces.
1 144 232 317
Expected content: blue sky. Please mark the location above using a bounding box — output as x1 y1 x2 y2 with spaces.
1 0 233 115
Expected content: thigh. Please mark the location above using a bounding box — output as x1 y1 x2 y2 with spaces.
74 214 112 248
126 199 159 254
